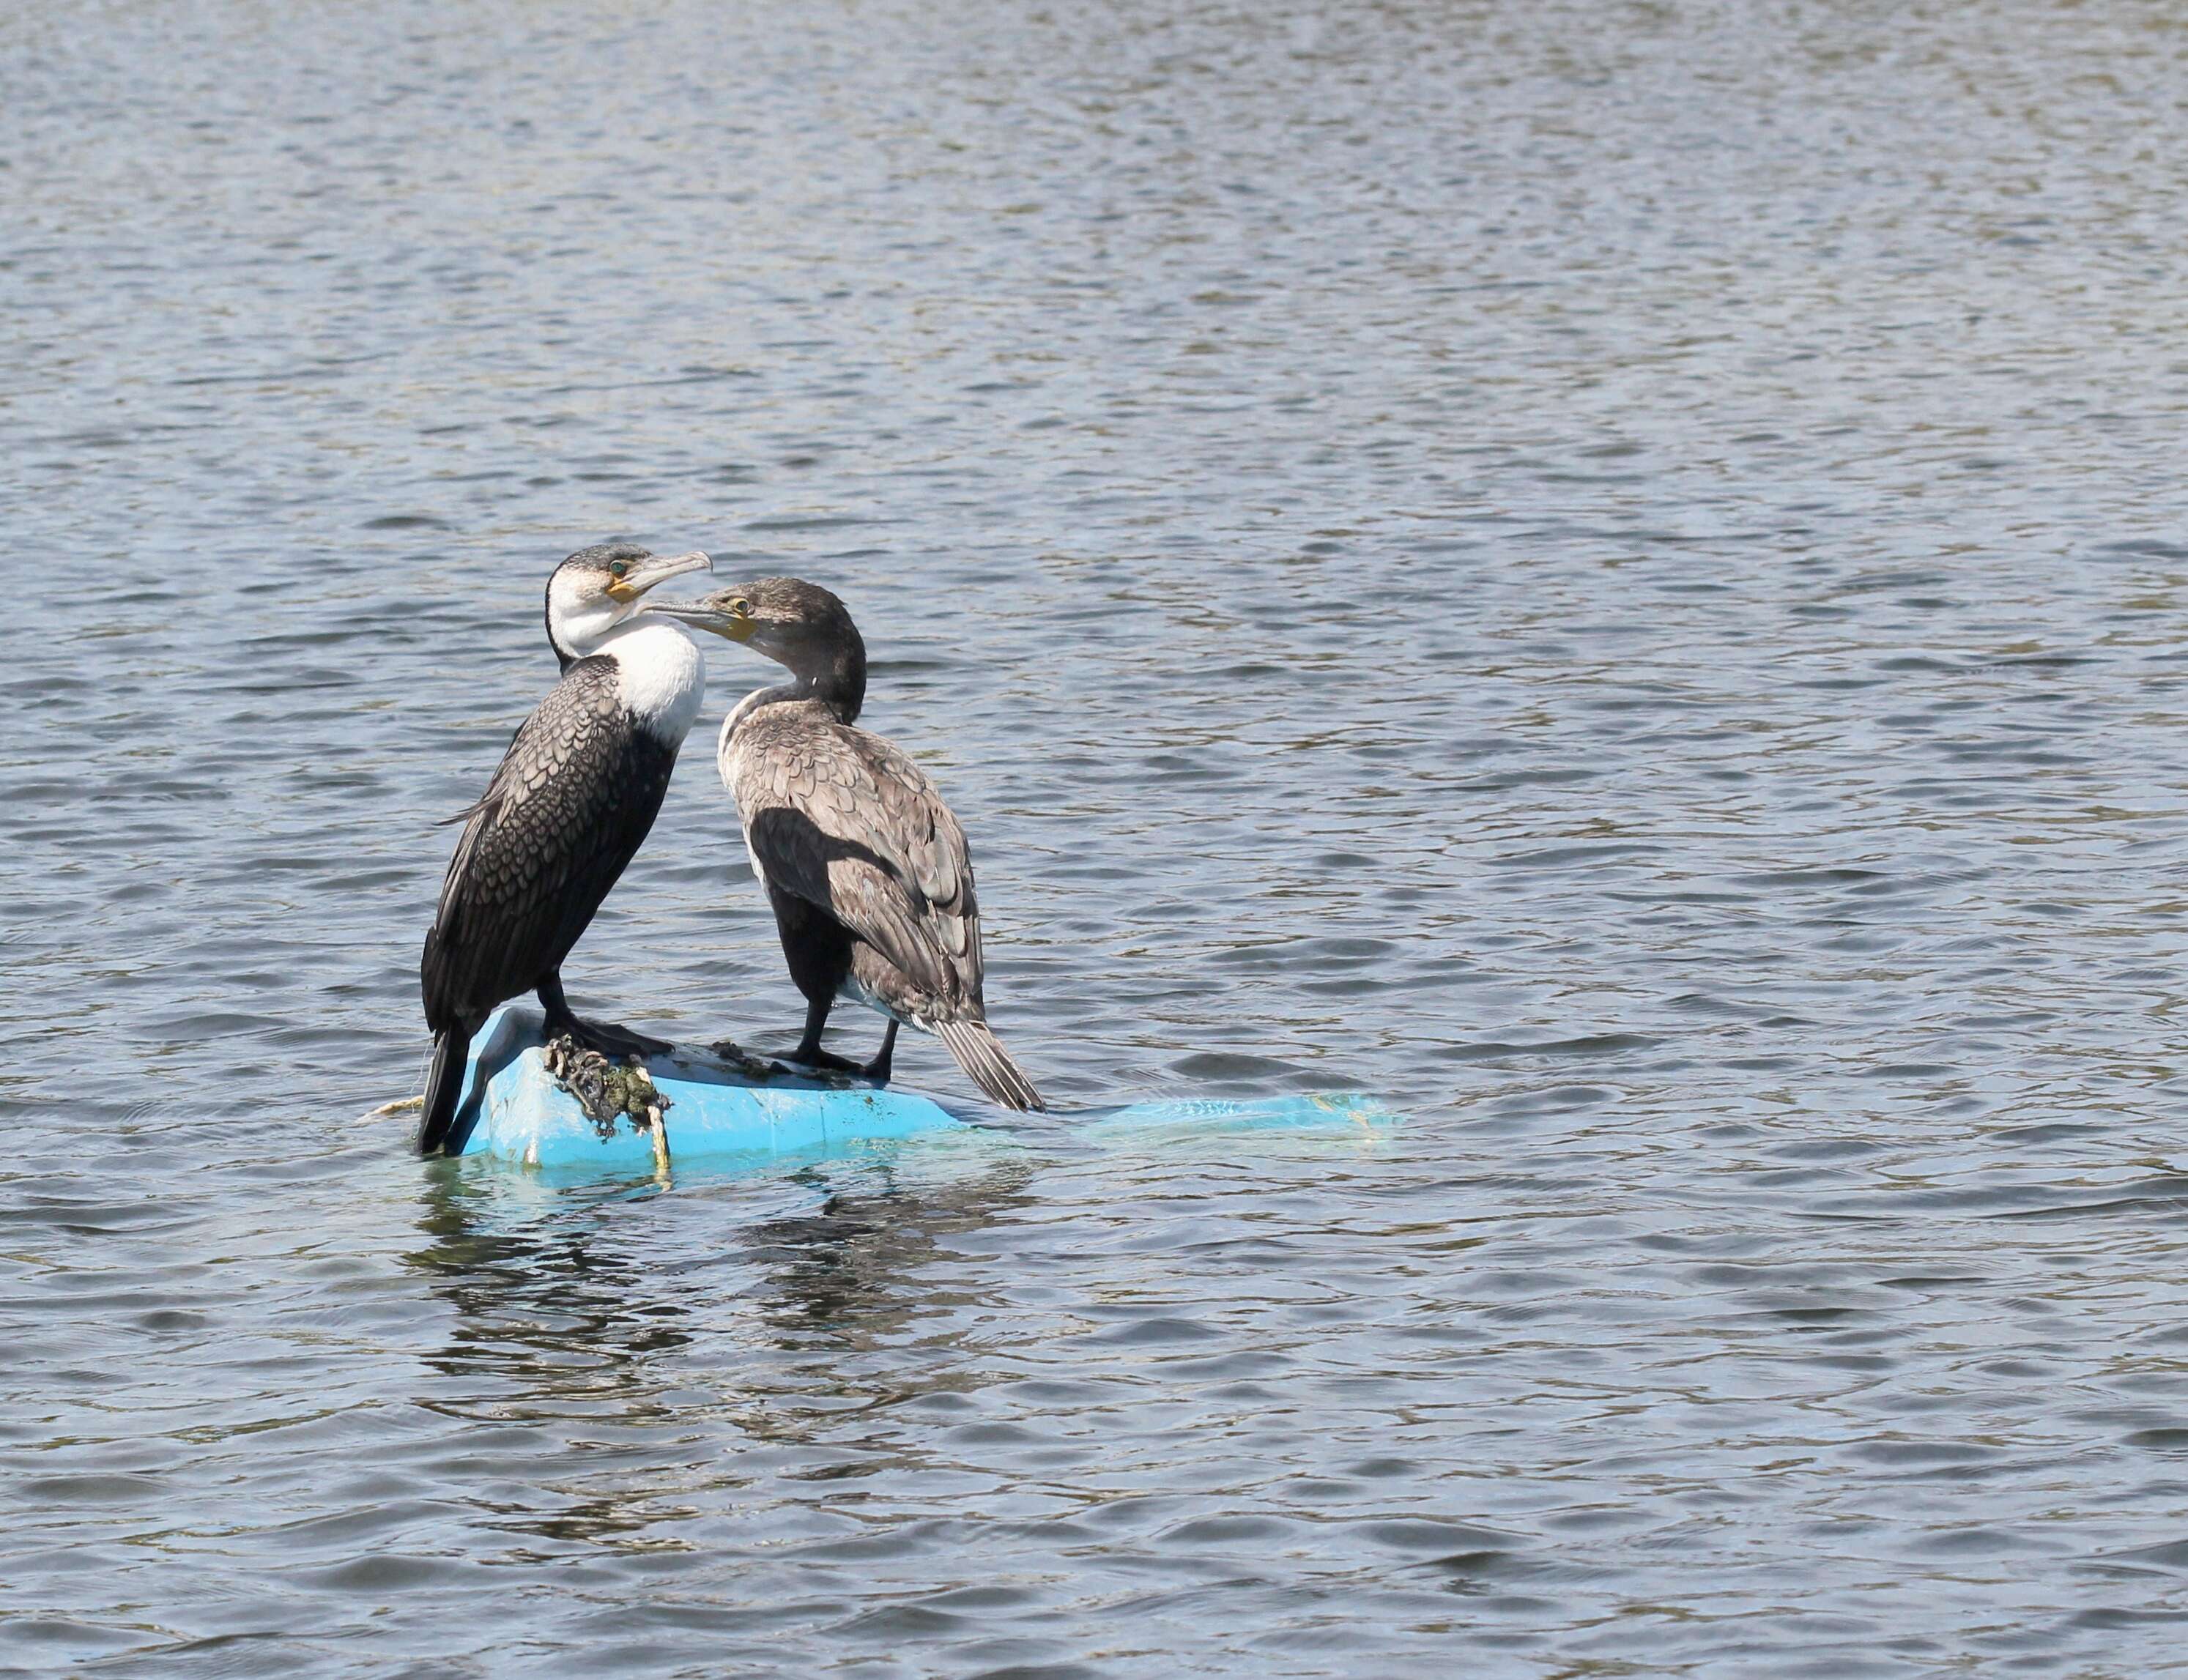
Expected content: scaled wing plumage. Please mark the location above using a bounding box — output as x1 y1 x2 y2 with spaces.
730 704 987 1022
422 656 678 1032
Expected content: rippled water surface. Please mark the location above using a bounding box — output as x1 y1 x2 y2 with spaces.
12 1 2188 1673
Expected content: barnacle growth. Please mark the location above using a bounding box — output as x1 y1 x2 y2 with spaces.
541 1034 672 1175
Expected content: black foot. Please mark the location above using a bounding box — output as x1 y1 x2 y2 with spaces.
779 1046 861 1075
545 1013 672 1060
776 997 889 1085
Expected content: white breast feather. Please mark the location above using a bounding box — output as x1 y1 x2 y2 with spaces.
611 621 705 742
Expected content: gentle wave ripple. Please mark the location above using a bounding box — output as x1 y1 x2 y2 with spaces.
7 1 2188 1673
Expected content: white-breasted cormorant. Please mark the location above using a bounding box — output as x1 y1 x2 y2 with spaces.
652 579 1046 1111
416 542 713 1154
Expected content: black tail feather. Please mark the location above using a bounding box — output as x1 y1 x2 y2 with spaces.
416 1024 474 1156
934 1019 1046 1112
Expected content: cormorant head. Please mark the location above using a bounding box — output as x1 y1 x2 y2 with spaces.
543 542 712 666
650 576 867 721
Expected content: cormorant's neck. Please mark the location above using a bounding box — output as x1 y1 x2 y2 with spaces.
545 576 625 666
795 631 865 724
553 609 664 669
607 619 705 742
546 595 577 671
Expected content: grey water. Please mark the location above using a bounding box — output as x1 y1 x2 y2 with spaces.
7 0 2188 1673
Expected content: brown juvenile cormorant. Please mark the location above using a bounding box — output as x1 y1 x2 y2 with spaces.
416 542 713 1155
652 579 1046 1111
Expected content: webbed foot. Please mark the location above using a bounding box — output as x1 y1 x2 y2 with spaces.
779 998 889 1086
778 1047 862 1074
546 1012 672 1060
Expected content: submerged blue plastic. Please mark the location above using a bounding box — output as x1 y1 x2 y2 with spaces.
446 1003 1396 1175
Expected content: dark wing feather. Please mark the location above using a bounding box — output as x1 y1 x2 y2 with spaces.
421 656 678 1030
734 709 985 1020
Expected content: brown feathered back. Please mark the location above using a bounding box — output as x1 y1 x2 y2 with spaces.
731 697 985 1025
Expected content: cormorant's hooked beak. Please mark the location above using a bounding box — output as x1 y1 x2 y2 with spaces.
606 550 712 603
645 594 757 644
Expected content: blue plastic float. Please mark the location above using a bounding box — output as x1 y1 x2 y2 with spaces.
442 1004 1394 1175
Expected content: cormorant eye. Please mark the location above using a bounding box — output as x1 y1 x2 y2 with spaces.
609 560 630 579
731 598 752 616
